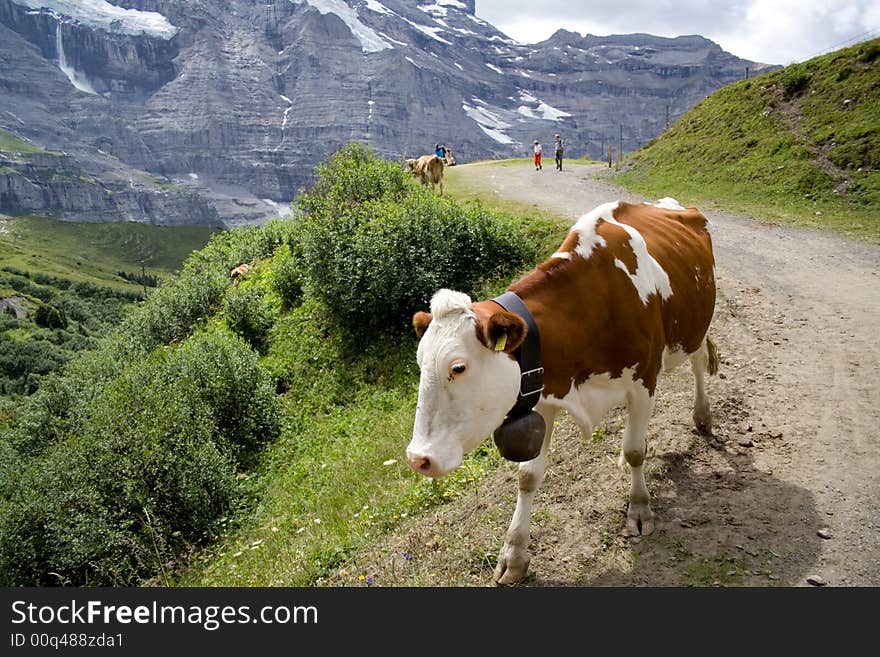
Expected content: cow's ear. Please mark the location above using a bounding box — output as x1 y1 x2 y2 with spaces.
480 311 526 354
412 311 433 338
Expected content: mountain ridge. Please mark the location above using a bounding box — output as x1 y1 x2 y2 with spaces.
0 0 775 226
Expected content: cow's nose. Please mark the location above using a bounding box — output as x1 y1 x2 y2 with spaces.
407 451 437 477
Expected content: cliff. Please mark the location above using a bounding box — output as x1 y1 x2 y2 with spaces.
0 0 775 226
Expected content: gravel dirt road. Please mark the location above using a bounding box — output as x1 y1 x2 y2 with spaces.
331 162 880 587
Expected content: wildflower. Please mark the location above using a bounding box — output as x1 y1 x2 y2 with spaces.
403 552 414 562
366 576 374 585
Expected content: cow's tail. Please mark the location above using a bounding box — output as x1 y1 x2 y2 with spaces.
705 336 720 376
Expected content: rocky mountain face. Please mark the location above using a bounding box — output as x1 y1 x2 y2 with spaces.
0 0 774 226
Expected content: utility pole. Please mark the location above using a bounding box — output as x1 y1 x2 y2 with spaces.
140 261 148 298
666 104 670 130
745 66 750 79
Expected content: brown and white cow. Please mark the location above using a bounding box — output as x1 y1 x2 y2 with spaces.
407 198 718 584
406 154 445 195
230 263 250 279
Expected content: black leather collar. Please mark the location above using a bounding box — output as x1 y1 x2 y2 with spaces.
491 291 544 416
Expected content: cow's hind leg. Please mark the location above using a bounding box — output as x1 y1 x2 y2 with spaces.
623 384 655 536
690 336 717 435
494 405 557 585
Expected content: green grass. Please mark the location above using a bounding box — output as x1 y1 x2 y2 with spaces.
0 215 217 289
174 258 517 586
682 554 749 586
618 38 880 242
444 163 570 256
0 130 49 155
171 153 568 587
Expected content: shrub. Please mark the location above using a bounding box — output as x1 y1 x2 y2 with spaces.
857 42 880 63
223 284 276 351
0 328 279 585
781 64 811 99
123 220 299 351
34 303 67 330
303 190 531 339
296 142 413 218
268 241 306 309
296 144 533 340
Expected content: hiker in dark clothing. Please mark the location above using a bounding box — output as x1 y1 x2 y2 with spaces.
554 133 564 170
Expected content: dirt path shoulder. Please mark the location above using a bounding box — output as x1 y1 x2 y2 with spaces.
330 162 880 587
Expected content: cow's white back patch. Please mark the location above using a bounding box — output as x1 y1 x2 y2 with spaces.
571 201 616 260
571 202 672 305
652 197 686 211
606 218 673 304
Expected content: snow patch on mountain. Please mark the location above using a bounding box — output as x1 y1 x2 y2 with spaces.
13 0 178 39
463 100 518 145
290 0 392 53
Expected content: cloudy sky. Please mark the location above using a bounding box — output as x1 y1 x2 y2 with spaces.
474 0 880 65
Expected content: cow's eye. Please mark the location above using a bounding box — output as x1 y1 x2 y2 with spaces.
449 362 467 377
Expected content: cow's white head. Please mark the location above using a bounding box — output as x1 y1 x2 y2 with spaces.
406 289 527 477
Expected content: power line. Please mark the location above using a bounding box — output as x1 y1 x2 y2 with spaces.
801 26 880 61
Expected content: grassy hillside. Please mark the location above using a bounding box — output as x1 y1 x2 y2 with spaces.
0 144 553 586
619 38 880 241
0 215 217 290
0 215 217 398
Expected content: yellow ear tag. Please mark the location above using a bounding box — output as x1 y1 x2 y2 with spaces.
494 333 508 352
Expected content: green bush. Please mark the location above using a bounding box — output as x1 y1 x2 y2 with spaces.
0 143 536 586
781 64 811 99
223 284 276 351
0 328 279 585
34 303 67 330
298 145 531 339
123 220 299 351
857 42 880 63
268 242 306 309
297 142 413 217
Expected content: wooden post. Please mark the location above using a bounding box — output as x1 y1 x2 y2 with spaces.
616 124 622 171
607 145 613 168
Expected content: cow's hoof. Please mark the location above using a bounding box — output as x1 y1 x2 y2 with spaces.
694 417 713 436
626 502 655 536
694 405 713 436
493 550 530 586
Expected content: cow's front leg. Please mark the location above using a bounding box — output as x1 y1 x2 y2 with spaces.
494 405 557 585
623 384 656 536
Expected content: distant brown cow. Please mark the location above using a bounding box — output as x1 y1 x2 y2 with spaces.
406 154 445 195
230 263 250 279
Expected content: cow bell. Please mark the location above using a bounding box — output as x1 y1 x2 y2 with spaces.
493 411 546 462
